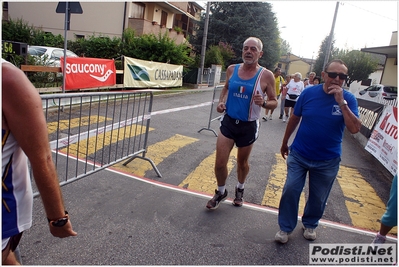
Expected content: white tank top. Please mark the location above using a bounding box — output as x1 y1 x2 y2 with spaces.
2 59 33 241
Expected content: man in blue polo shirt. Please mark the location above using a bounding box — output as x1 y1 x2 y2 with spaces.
275 59 362 243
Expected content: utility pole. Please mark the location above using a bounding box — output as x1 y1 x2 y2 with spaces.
199 1 210 85
56 2 83 93
323 2 339 71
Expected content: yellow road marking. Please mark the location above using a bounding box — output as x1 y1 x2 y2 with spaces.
60 125 154 158
112 134 198 177
337 166 396 233
47 116 110 134
178 147 238 195
261 153 306 213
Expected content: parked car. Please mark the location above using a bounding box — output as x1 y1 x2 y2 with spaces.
357 84 397 102
28 45 78 67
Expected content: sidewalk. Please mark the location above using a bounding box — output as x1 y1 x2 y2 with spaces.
19 168 396 265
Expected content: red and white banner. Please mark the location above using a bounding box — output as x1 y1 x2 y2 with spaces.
61 57 116 90
365 105 398 176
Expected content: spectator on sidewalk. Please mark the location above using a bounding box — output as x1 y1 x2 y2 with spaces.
206 37 277 210
2 59 77 265
275 59 361 244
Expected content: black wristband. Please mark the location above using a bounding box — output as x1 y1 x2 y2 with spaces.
262 101 267 108
47 210 68 223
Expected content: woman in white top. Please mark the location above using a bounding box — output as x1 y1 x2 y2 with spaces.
283 72 304 122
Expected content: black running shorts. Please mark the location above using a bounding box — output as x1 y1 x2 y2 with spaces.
284 99 297 108
220 114 259 147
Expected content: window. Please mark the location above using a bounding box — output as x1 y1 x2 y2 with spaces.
75 34 85 39
130 2 144 19
361 79 371 86
383 86 397 93
161 10 167 27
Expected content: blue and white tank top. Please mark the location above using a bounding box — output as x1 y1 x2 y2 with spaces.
225 64 265 121
2 59 33 239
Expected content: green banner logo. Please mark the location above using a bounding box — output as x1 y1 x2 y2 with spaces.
127 64 150 81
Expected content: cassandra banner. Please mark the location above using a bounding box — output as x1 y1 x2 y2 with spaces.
123 56 183 88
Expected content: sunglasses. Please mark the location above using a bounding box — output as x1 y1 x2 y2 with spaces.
326 72 348 80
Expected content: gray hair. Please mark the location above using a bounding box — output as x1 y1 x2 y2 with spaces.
243 37 263 51
294 72 302 79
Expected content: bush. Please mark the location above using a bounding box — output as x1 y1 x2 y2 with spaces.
205 45 224 68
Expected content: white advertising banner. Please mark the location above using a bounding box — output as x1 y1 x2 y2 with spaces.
123 57 183 88
365 105 398 176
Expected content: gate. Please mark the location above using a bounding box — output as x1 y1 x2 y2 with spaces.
33 91 160 197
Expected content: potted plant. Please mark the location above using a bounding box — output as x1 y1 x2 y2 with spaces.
173 26 183 34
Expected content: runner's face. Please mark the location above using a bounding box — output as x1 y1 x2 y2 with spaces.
242 40 262 65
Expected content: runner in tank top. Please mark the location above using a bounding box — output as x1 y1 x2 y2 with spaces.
2 59 77 264
206 37 277 210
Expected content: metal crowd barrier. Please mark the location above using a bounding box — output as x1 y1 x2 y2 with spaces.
198 85 224 137
32 91 160 197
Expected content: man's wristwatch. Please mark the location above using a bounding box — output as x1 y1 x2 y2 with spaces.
262 101 267 108
48 211 69 227
339 100 347 107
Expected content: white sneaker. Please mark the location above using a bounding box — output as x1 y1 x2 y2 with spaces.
269 115 272 120
282 116 287 122
275 230 289 244
303 227 316 241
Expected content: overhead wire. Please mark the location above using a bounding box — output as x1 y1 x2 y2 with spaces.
343 2 397 22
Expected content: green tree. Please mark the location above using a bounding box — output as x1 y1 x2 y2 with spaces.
334 49 378 86
217 41 235 69
2 18 33 44
204 42 235 70
190 2 280 69
2 18 64 47
205 45 223 68
120 29 194 66
68 34 121 59
280 39 291 57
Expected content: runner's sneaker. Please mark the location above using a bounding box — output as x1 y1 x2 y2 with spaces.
206 189 228 210
275 230 289 244
269 115 272 120
303 227 316 240
262 116 267 121
372 233 386 244
283 115 288 122
232 187 244 207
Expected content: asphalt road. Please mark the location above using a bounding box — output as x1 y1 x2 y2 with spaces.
18 88 396 265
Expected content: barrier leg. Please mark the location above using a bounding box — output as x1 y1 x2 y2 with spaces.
123 155 162 178
198 86 220 137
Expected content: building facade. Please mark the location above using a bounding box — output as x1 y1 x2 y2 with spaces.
278 53 315 78
3 2 203 45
